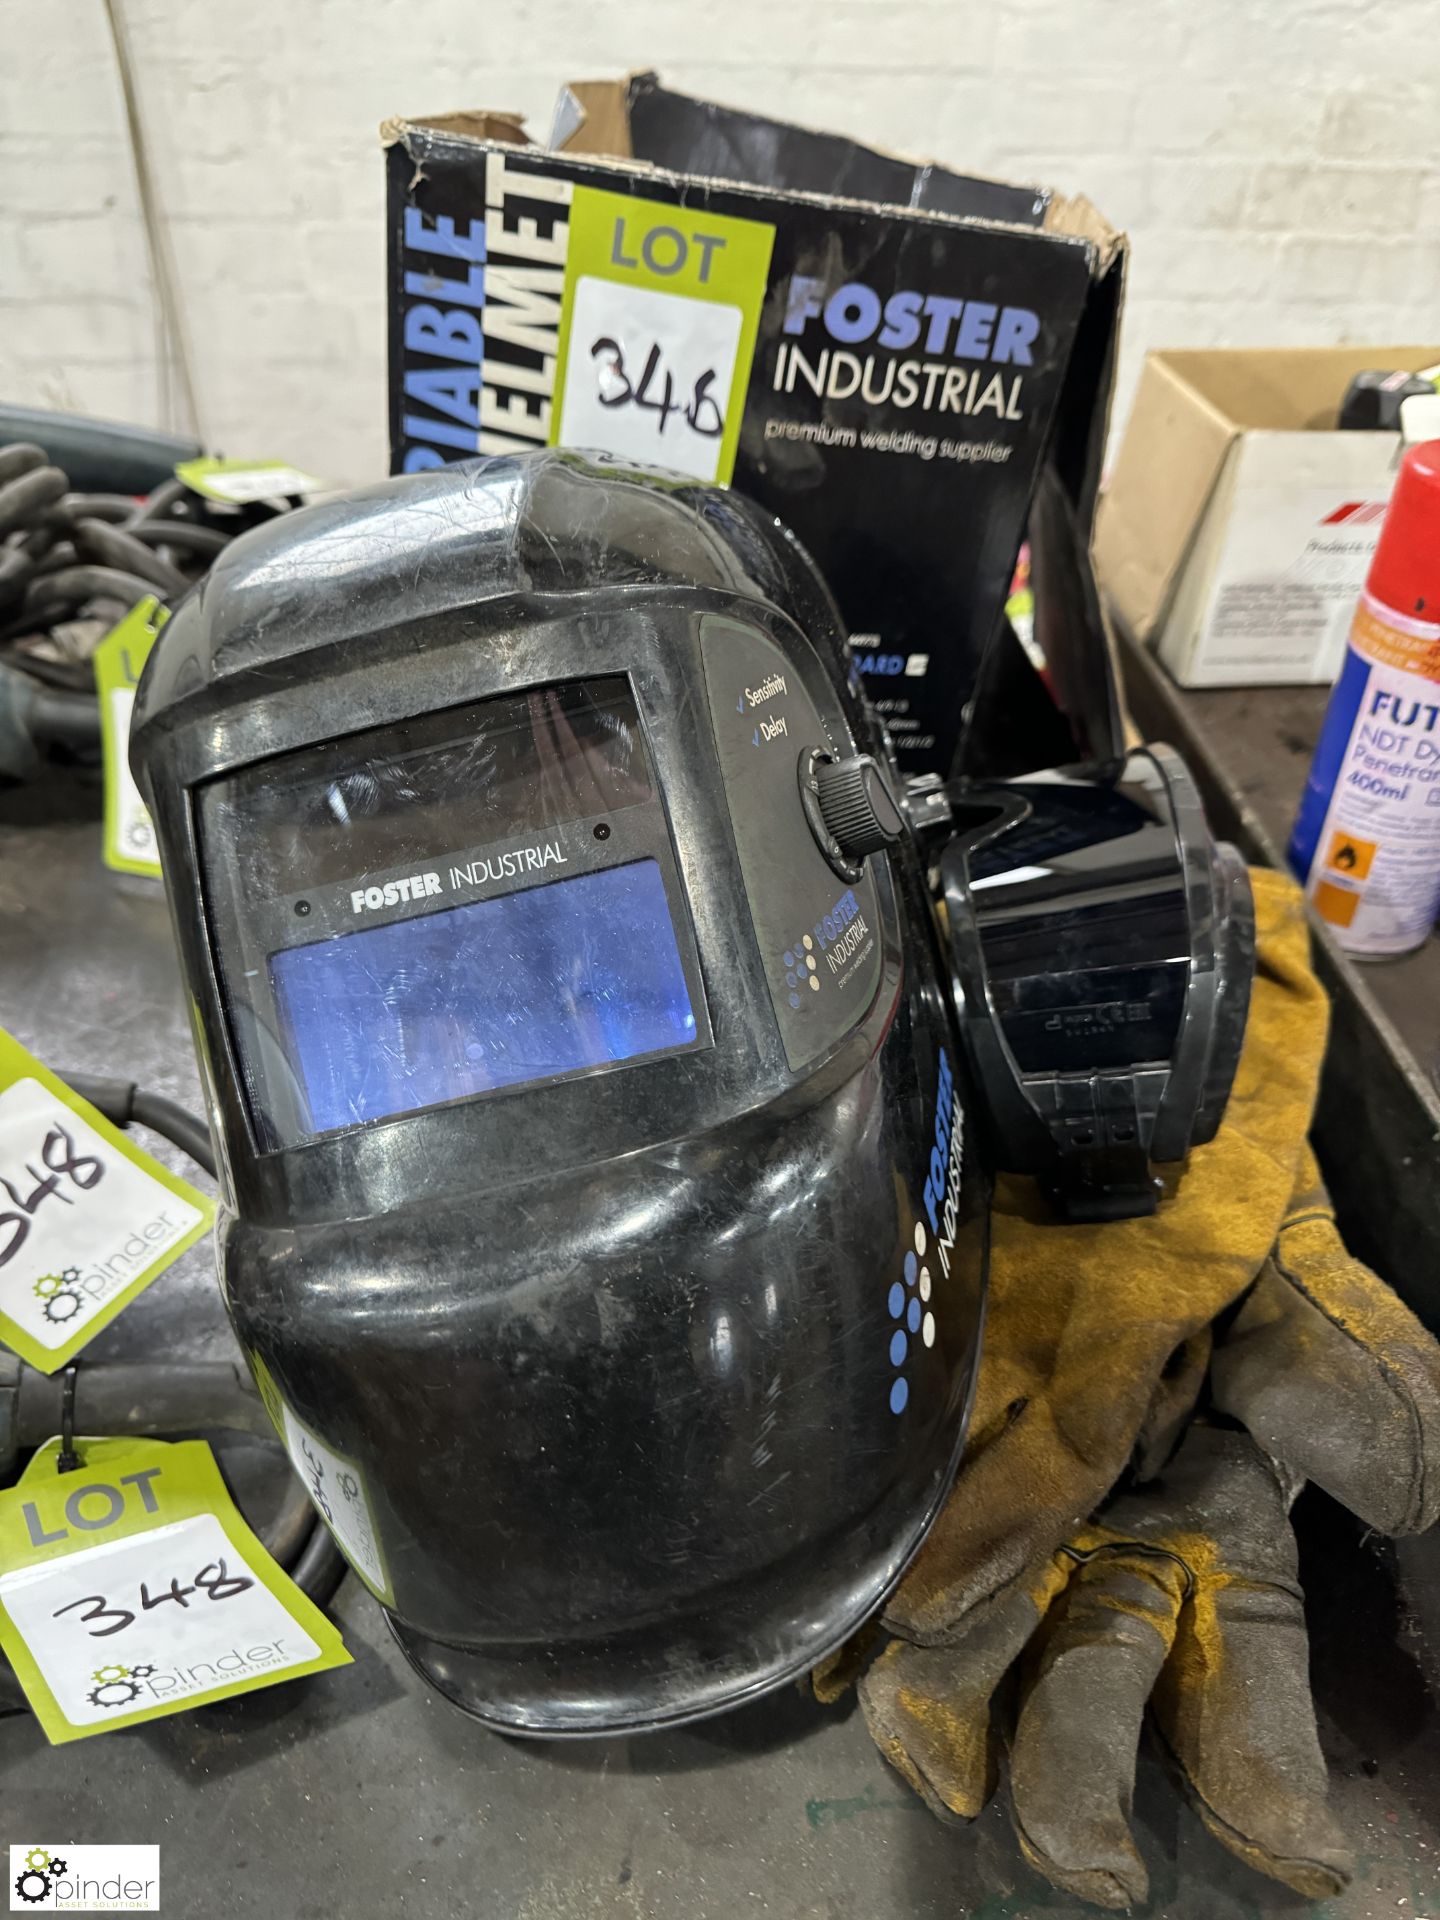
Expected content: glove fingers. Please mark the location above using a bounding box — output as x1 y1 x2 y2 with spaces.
1214 1160 1440 1534
1008 1547 1188 1911
859 1640 995 1825
1155 1583 1352 1897
810 1618 879 1703
1151 1437 1353 1899
860 1580 1049 1823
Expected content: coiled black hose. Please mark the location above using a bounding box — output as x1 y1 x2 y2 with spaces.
0 459 67 534
0 442 212 631
0 438 294 765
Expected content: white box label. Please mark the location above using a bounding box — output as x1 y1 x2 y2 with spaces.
559 275 741 482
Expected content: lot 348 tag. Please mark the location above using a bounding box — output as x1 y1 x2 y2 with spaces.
0 1438 350 1743
0 1031 213 1373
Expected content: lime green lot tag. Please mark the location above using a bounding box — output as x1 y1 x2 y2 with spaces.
553 186 774 486
95 596 167 876
174 456 325 504
0 1437 350 1743
0 1031 213 1374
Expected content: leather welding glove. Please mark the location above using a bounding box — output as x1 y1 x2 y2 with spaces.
884 868 1329 1652
859 1155 1440 1909
1211 1145 1440 1537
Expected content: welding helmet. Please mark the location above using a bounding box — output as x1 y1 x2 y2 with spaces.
922 465 1257 1220
130 450 986 1736
938 747 1255 1220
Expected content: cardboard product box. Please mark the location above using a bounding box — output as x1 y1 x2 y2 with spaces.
1096 345 1440 689
383 74 1126 775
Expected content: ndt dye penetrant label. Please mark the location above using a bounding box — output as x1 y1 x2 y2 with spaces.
1290 591 1440 955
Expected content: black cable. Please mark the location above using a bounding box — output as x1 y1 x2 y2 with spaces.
130 1089 216 1177
0 465 67 536
55 1366 81 1474
62 492 137 523
15 563 159 625
0 560 28 617
58 1074 216 1178
0 432 295 781
288 1523 350 1607
73 516 187 595
127 519 229 560
131 476 186 523
16 1361 273 1453
30 685 101 751
17 508 72 561
0 443 46 485
1 649 93 694
267 1479 321 1571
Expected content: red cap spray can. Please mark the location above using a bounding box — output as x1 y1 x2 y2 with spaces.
1289 439 1440 956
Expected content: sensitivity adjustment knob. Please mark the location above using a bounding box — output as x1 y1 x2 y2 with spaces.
801 750 906 877
817 754 905 858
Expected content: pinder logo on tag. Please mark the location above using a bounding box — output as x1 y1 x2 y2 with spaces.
9 1845 160 1911
13 1848 67 1905
85 1662 154 1710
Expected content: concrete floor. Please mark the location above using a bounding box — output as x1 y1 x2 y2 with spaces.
3 781 1439 1919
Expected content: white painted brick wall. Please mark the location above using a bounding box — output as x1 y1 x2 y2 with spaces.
2 0 1437 488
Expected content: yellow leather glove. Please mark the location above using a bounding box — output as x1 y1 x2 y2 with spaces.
859 1153 1440 1907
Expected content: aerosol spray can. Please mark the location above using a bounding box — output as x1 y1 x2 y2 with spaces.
1289 438 1440 956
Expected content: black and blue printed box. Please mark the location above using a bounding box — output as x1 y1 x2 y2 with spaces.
384 74 1126 776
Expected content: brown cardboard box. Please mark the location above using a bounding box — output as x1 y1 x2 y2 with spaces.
1096 345 1440 688
385 73 1126 773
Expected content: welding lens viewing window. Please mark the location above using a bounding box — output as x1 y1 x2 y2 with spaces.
268 859 698 1136
201 677 653 899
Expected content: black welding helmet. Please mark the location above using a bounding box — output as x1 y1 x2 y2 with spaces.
938 749 1255 1221
920 467 1257 1220
130 450 985 1736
